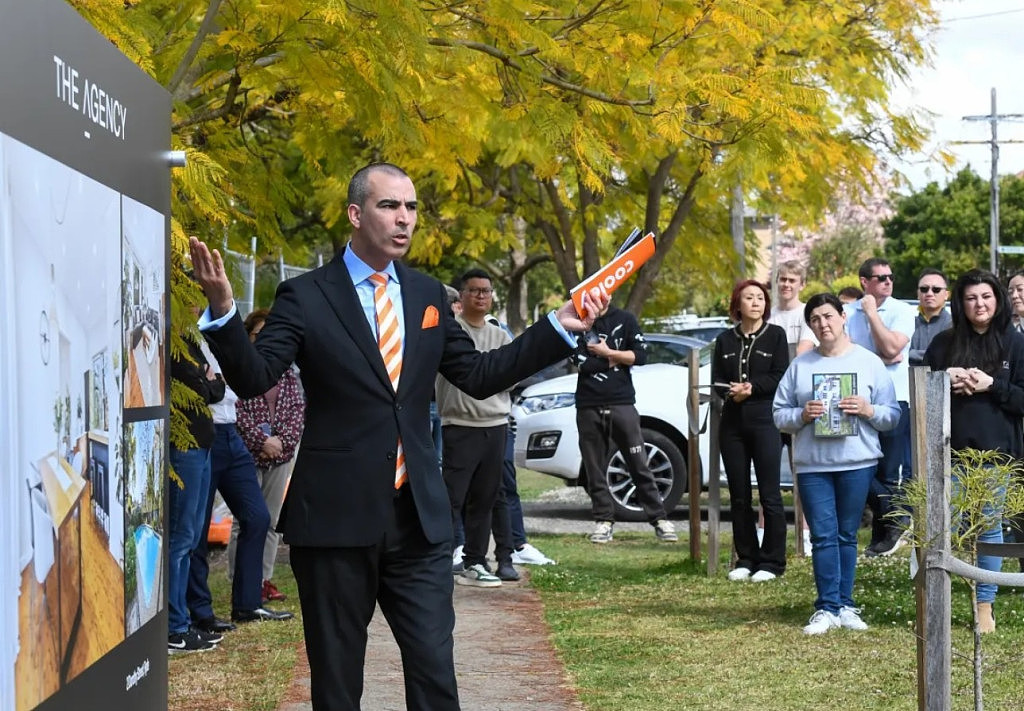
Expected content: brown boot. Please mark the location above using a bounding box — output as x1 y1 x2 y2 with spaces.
977 602 995 633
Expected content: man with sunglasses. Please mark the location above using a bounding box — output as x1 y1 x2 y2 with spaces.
909 269 951 366
845 258 916 556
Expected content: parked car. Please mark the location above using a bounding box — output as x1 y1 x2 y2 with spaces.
643 314 731 343
512 333 792 521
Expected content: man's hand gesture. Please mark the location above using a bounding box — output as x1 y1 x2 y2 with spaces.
188 236 234 318
555 288 609 332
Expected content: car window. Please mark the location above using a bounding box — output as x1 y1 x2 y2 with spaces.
646 341 688 366
677 326 728 342
644 341 713 367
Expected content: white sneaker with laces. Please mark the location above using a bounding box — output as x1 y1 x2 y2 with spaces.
456 563 502 588
838 606 869 631
803 610 841 635
727 567 752 581
511 543 556 565
589 521 614 544
750 570 777 582
654 520 678 542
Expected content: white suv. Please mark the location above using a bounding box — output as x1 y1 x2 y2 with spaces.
512 333 792 521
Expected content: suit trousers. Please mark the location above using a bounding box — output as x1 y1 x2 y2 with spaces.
577 404 667 523
442 424 510 567
290 487 459 711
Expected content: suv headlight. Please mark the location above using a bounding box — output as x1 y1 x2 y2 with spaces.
518 392 575 414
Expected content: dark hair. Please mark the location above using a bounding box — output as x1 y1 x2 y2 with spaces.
858 257 891 280
1006 270 1024 286
803 292 844 325
347 163 410 208
243 308 270 335
458 267 492 290
947 269 1009 373
917 267 947 284
837 286 863 300
728 279 771 322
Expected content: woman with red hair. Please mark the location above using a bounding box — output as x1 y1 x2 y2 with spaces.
712 280 790 582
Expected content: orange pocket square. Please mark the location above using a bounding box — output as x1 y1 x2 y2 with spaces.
421 305 439 329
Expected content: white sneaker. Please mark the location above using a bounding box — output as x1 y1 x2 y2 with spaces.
456 563 501 588
727 567 752 581
803 610 841 635
589 522 614 544
511 543 556 565
750 570 777 582
654 520 678 542
838 606 868 631
452 544 464 566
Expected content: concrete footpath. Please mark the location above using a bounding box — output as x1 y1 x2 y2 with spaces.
275 571 585 711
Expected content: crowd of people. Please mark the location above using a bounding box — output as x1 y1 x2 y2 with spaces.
174 162 1023 709
708 258 1024 636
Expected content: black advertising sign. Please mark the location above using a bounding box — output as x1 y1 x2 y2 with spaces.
0 1 170 709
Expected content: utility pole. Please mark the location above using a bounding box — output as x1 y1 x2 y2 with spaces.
956 88 1024 273
730 183 744 275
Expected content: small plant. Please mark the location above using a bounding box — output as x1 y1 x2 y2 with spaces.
893 447 1024 711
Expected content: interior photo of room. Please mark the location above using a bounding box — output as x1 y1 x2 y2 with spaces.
1 135 128 710
122 195 166 410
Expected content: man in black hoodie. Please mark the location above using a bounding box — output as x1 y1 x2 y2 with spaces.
574 304 677 543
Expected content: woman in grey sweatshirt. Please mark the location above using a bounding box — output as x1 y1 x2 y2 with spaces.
773 293 900 636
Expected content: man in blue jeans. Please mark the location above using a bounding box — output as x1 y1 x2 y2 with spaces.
188 344 293 630
844 258 916 556
168 338 225 653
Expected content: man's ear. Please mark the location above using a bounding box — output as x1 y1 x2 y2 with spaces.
347 203 361 228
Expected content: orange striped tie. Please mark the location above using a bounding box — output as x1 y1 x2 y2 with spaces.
370 273 407 489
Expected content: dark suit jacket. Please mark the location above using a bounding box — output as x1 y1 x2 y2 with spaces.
203 248 571 547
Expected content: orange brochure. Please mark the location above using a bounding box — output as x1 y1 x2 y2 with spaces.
571 231 656 317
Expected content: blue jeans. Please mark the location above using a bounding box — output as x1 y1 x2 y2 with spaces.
953 468 1006 603
869 402 910 538
167 447 211 634
800 465 875 613
503 426 527 547
188 424 269 616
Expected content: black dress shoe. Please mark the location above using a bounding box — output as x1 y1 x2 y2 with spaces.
231 606 295 623
194 615 236 633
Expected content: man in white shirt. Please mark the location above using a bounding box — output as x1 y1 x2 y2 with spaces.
768 260 816 359
844 258 916 556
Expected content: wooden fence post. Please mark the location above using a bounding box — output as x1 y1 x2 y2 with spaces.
706 393 723 576
911 368 951 711
687 348 701 563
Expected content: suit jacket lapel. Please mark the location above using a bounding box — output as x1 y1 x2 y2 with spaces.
396 261 422 397
317 249 393 393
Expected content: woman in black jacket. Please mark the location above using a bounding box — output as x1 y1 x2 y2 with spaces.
712 280 790 581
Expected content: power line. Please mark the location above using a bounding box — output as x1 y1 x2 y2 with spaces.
943 7 1024 24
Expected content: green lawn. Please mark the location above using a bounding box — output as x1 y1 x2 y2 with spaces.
527 532 1024 711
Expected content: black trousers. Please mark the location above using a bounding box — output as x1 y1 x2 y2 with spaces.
442 424 510 567
720 401 786 575
290 488 459 711
576 404 667 523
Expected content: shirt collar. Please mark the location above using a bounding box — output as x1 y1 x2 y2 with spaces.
343 243 400 286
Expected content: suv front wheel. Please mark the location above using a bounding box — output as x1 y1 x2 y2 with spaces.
606 428 687 522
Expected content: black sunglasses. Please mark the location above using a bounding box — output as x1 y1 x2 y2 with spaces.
918 285 945 294
868 274 894 282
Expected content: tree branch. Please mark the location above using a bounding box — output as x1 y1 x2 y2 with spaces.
167 0 225 97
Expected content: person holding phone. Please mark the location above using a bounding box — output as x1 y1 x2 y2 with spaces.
712 280 789 582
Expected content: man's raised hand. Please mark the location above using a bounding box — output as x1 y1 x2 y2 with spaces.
555 288 609 332
188 236 234 318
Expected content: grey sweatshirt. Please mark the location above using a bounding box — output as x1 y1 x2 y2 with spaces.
772 344 900 473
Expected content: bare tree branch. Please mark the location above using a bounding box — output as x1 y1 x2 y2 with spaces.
167 0 225 97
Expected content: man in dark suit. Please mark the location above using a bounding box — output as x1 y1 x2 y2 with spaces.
188 163 603 711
